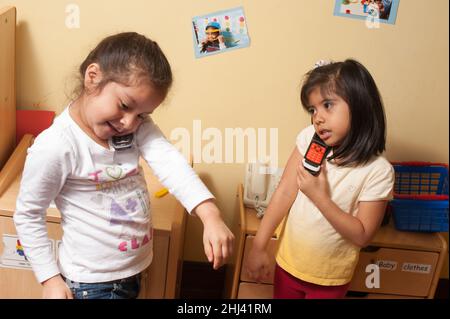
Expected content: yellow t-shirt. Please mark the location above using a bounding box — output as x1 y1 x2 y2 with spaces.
275 125 394 286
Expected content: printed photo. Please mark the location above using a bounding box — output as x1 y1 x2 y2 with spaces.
192 7 251 58
334 0 400 25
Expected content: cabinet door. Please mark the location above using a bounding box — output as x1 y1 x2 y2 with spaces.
240 236 278 284
138 233 169 298
349 247 439 297
0 215 62 298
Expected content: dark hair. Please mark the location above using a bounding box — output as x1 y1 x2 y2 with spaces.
77 32 172 98
300 59 386 167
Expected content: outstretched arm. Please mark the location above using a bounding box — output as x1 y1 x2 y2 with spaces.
137 120 234 269
246 147 300 282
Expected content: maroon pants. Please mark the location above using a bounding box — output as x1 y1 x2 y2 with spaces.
273 264 350 299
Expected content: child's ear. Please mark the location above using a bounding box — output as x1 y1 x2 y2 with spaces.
84 63 103 89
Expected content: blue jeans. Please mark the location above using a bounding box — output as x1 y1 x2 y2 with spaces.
63 273 141 299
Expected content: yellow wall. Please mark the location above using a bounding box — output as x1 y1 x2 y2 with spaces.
1 0 448 276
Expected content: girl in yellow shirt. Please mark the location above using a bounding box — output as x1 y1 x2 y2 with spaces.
246 59 394 298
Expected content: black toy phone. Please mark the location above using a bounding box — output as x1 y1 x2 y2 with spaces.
302 133 331 176
110 133 134 151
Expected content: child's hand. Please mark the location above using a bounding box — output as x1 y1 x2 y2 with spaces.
202 216 235 269
42 275 73 299
194 200 235 270
245 246 271 283
296 162 331 204
217 35 225 44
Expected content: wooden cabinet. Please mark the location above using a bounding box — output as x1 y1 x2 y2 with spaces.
347 219 447 299
225 184 448 299
349 247 438 297
0 6 16 171
0 136 187 298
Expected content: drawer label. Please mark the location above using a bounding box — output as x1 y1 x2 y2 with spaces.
401 263 432 274
0 234 55 270
375 260 397 271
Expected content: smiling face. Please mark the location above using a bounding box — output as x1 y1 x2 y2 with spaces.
75 63 165 142
306 87 351 147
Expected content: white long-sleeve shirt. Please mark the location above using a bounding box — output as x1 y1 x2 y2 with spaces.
14 108 213 283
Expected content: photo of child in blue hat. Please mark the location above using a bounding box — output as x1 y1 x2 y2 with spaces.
199 21 227 53
192 7 251 58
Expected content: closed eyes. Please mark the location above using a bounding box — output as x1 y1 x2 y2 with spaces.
119 102 148 121
138 113 149 120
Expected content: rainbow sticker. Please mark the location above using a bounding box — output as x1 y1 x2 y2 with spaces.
15 239 27 260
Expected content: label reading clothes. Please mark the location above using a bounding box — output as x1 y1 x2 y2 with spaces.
401 262 432 274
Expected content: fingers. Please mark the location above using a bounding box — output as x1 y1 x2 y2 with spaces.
203 221 235 270
204 237 223 270
247 267 261 283
252 266 269 284
206 236 235 270
264 267 271 280
211 241 223 270
223 232 235 261
204 240 213 264
222 243 230 264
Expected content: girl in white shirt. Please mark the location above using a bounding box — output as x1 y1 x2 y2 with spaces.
14 32 234 299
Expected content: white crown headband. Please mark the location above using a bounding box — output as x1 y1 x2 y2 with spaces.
314 60 333 69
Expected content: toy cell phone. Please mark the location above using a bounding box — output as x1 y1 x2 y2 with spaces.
110 133 134 151
302 133 331 176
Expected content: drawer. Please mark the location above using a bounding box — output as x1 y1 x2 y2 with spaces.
237 282 273 299
241 236 278 284
349 246 438 297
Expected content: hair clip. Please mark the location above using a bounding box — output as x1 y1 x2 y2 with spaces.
314 60 332 69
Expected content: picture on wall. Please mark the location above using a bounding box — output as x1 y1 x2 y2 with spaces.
192 7 250 58
334 0 400 25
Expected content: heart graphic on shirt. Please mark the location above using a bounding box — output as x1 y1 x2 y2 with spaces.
106 166 122 180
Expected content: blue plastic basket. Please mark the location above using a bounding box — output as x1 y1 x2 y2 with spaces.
390 162 449 232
